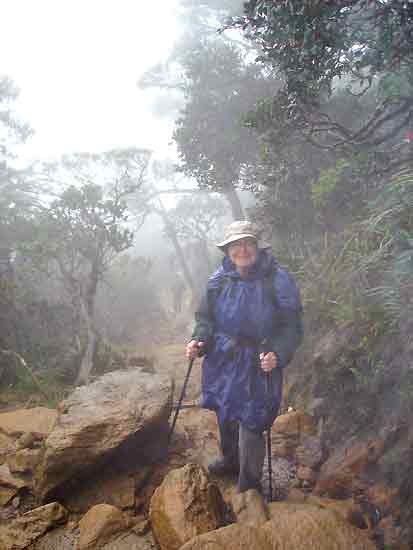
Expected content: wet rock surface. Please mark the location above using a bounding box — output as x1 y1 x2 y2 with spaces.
0 345 404 549
35 369 173 500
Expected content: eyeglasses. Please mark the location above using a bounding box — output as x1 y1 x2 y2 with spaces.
228 238 257 250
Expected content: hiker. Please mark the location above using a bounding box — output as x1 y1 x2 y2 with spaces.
185 220 303 494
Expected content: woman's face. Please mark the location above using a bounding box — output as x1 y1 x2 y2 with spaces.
227 237 258 272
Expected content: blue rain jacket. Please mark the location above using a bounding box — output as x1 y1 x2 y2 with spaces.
192 250 302 434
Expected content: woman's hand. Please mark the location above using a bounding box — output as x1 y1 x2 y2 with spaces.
186 340 205 360
259 351 278 372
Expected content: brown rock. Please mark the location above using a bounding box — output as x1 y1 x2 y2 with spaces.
0 463 26 490
314 437 385 498
296 434 324 468
297 465 317 483
272 411 317 437
263 504 375 549
62 467 136 513
78 504 129 549
286 488 307 502
149 463 226 550
305 495 355 524
7 448 42 474
0 407 57 438
0 486 18 507
182 504 375 550
366 482 399 517
0 432 14 462
0 502 68 549
180 524 272 550
16 432 39 450
35 369 173 500
231 489 269 526
376 515 402 548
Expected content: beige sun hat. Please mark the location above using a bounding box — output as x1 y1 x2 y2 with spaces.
216 220 271 251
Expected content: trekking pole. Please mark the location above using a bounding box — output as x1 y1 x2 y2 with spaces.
168 358 195 445
265 371 273 502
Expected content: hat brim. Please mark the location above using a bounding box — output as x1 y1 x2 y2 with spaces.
216 233 271 251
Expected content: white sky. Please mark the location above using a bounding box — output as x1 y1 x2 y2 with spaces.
1 0 180 161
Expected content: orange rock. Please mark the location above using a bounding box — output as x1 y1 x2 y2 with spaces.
297 465 317 483
366 483 399 517
272 411 317 437
314 438 385 498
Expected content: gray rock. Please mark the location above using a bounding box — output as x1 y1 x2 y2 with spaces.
35 369 173 501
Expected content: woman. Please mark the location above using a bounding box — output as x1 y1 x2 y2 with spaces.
186 220 303 494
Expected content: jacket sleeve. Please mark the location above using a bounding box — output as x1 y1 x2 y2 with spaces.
268 308 303 368
267 268 304 368
191 289 215 344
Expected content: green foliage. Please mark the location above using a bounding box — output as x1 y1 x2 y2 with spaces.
227 1 413 161
311 159 350 209
363 166 413 327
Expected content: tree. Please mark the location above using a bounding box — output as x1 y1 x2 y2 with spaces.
166 192 228 301
26 149 150 384
173 38 278 218
229 0 413 168
0 77 34 259
0 76 35 358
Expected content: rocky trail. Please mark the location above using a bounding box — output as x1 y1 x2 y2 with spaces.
0 340 404 549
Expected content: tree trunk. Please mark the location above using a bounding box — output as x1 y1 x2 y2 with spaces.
157 203 198 302
75 298 97 386
75 260 100 386
223 183 244 220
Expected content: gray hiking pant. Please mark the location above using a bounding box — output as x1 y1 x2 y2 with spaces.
219 421 265 493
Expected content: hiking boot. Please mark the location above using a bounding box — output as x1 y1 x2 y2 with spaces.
208 458 240 477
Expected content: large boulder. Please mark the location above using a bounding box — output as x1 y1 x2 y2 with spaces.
149 463 226 550
0 407 58 438
181 504 376 550
35 369 173 500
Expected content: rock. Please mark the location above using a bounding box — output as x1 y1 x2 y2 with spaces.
231 489 269 526
296 465 317 483
262 456 296 500
180 524 272 550
366 482 399 517
7 448 42 474
181 504 376 550
286 488 307 502
314 437 385 498
263 504 376 550
35 369 173 500
78 504 130 549
16 432 39 450
101 530 157 550
0 462 27 491
304 495 355 524
375 515 402 549
0 486 18 507
295 434 324 469
11 496 20 509
149 463 226 550
0 407 58 438
272 411 317 437
0 502 68 549
62 464 136 513
31 526 78 550
0 432 14 462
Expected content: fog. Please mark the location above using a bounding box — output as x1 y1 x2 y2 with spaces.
1 0 410 392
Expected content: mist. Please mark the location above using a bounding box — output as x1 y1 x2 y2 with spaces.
1 1 413 544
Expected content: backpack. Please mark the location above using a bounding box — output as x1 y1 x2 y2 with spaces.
212 265 302 313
